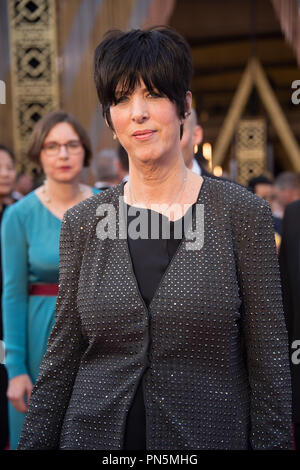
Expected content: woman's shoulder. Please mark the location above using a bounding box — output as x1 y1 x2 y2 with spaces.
1 190 40 223
64 183 123 228
203 176 270 214
80 184 101 196
92 188 101 195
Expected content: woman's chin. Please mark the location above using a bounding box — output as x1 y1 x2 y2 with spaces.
52 173 81 183
0 186 13 196
132 150 165 166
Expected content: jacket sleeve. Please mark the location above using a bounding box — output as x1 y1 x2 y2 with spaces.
232 193 292 449
18 211 86 449
1 205 29 379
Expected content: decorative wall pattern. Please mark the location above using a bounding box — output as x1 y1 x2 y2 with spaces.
8 0 59 173
0 0 13 147
5 0 174 175
236 119 266 186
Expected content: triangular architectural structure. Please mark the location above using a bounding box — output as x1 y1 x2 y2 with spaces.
212 57 300 171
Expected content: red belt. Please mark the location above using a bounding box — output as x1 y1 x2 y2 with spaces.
28 284 59 296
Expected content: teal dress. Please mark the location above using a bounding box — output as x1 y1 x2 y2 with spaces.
1 188 99 449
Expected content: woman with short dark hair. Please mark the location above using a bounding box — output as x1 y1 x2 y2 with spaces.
18 27 291 450
1 111 98 449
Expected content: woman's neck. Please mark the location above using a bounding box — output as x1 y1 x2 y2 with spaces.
46 178 81 201
35 177 92 221
38 177 91 211
126 158 188 208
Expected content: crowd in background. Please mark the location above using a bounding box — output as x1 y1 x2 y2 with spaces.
0 110 299 450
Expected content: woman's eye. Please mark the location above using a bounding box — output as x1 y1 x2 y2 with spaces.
115 95 129 104
46 143 57 150
147 92 161 98
68 141 81 149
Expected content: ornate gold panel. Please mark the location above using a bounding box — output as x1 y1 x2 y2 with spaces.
236 119 266 186
8 0 59 174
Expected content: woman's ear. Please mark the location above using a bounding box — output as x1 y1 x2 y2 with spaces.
185 91 192 115
105 109 115 133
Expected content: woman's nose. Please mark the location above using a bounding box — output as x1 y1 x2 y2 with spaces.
58 144 69 158
0 167 9 176
131 96 149 123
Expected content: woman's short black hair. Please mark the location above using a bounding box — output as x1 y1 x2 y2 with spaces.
94 26 193 129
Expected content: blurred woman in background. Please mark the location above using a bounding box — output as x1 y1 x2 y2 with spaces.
1 111 99 449
0 145 17 208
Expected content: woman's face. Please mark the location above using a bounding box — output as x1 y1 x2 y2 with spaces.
0 150 16 197
109 80 190 166
40 122 85 183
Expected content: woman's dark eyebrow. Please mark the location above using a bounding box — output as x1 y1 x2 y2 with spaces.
115 88 130 97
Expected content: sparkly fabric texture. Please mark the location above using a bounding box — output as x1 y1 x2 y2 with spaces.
18 177 292 450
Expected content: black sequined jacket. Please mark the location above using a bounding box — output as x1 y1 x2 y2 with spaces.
18 177 292 450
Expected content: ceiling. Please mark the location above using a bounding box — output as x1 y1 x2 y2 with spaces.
169 0 300 172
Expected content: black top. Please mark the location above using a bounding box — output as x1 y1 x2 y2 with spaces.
123 203 193 450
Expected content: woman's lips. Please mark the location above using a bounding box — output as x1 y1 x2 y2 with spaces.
58 166 72 170
132 130 156 141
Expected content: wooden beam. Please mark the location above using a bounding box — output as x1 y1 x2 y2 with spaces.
253 58 300 171
188 32 283 48
192 61 297 78
191 37 296 72
212 57 300 171
212 60 255 167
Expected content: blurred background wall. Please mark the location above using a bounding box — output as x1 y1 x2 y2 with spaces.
0 0 299 184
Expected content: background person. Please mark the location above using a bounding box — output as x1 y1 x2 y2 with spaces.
0 145 17 209
18 27 291 450
92 148 121 190
248 174 282 251
12 172 35 200
180 108 226 180
1 111 99 449
273 172 300 218
117 144 129 183
0 144 17 450
279 199 300 449
248 174 274 206
179 108 203 174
